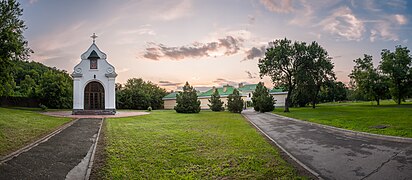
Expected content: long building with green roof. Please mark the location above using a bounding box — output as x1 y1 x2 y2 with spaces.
162 83 287 110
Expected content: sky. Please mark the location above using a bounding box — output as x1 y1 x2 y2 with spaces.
20 0 412 91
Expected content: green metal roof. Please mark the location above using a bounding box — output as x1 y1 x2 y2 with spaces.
162 92 178 99
270 87 285 93
198 85 235 97
88 50 100 59
238 84 257 91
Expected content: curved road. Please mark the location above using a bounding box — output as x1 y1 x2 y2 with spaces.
242 110 412 180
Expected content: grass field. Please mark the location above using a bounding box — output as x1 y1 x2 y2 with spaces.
98 111 304 179
0 107 71 156
273 100 412 138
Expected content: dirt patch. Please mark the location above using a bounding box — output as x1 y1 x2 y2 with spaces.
89 119 107 180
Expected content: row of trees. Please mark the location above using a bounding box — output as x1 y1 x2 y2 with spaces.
258 38 337 112
116 78 167 110
174 82 244 113
349 46 412 105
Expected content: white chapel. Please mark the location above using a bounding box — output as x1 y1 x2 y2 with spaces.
71 34 117 115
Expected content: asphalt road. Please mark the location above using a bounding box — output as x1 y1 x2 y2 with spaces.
242 110 412 180
0 118 102 180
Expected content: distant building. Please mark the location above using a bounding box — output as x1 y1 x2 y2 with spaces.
162 83 287 110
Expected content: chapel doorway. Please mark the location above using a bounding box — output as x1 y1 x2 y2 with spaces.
84 81 105 110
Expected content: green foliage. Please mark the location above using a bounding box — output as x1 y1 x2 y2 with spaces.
227 89 244 113
116 78 167 110
147 106 152 111
252 82 274 112
37 70 73 109
208 88 224 111
380 46 412 104
349 54 389 105
39 104 47 111
0 0 32 96
174 82 201 113
318 81 348 102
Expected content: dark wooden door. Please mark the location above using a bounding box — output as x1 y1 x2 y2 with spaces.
84 81 104 110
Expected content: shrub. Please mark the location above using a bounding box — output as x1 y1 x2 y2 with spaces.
227 89 244 113
174 82 201 113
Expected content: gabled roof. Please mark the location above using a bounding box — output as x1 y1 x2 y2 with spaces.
238 84 257 91
198 85 235 97
88 50 100 59
270 87 284 93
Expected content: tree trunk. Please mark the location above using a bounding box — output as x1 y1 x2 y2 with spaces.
284 89 292 112
312 85 320 109
375 96 380 105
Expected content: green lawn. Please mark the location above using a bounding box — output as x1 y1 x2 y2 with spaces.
0 107 72 156
99 110 304 179
273 100 412 138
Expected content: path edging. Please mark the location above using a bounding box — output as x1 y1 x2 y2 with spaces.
85 118 104 180
241 113 323 180
0 118 80 164
268 113 412 143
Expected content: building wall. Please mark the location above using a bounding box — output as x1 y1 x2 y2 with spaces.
163 99 176 109
272 93 287 107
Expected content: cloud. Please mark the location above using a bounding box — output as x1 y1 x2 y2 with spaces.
289 0 314 26
370 22 399 42
142 36 244 60
320 6 365 41
158 80 183 87
154 0 192 21
260 0 294 13
29 0 38 4
212 78 238 86
393 14 407 25
121 24 156 36
386 0 407 9
243 46 266 61
245 71 258 79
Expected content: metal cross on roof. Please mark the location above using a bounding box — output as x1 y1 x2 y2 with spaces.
90 33 98 43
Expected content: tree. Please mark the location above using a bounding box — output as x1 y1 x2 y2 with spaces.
208 89 224 111
174 82 200 113
318 80 348 103
116 78 166 110
252 82 274 112
227 89 244 113
37 71 72 109
380 46 412 105
18 75 36 97
349 54 389 105
258 38 306 112
0 0 31 96
306 42 335 108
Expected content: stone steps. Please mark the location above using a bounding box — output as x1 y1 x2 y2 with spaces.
72 109 116 115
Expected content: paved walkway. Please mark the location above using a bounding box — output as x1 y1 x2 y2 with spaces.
242 110 412 180
0 118 102 180
42 110 149 118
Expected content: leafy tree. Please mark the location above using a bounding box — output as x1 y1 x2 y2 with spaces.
117 78 166 110
306 42 335 108
208 89 224 111
0 0 31 96
380 46 412 104
37 71 72 109
349 54 389 105
174 82 200 113
18 75 36 97
227 89 244 113
258 38 306 112
319 80 348 102
252 82 274 112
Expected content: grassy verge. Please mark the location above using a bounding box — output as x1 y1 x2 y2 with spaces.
273 100 412 138
0 107 72 156
99 110 304 179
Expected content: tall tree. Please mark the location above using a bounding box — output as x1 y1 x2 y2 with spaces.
227 89 244 113
37 71 73 109
306 42 335 108
174 82 201 113
251 82 265 111
0 0 31 96
380 46 411 105
208 88 224 111
258 38 306 112
350 54 389 105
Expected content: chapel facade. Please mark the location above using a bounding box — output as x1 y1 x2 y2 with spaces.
71 34 117 115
